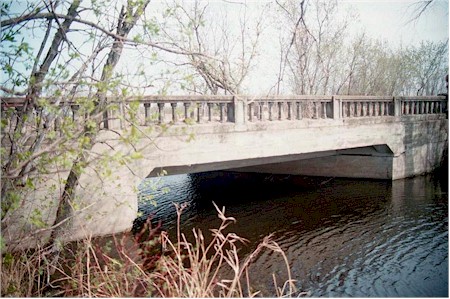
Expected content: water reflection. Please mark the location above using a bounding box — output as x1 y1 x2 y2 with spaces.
135 172 448 297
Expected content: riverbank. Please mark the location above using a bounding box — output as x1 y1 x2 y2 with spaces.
1 202 299 297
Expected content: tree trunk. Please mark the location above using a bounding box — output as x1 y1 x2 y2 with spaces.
47 0 151 246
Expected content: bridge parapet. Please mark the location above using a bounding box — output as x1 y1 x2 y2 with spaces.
1 95 447 132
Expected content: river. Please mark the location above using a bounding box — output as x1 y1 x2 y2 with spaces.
134 171 448 297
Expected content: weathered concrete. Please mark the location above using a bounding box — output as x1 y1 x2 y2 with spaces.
2 95 447 249
56 114 446 243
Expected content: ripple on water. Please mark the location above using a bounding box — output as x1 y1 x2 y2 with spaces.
136 173 448 297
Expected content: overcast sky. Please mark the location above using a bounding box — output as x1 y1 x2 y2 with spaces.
341 0 448 47
3 0 449 95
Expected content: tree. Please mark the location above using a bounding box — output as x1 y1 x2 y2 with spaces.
274 0 353 95
153 0 266 95
272 0 448 96
0 0 195 250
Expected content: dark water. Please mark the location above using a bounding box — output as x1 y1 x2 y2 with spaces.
135 172 448 297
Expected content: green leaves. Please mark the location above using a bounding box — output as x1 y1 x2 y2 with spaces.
30 209 47 229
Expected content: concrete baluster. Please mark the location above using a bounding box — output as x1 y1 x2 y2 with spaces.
248 102 254 122
171 102 178 123
287 102 292 120
196 102 202 123
344 101 349 118
268 101 274 121
144 103 151 125
314 101 319 119
277 101 283 120
341 101 347 118
219 103 226 123
363 101 368 116
259 102 265 121
71 104 79 122
157 102 165 124
184 102 191 122
296 101 302 120
207 103 213 122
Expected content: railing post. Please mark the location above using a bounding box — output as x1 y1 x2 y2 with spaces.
322 101 327 118
394 97 401 116
287 102 292 120
332 96 340 119
249 102 254 122
71 104 79 122
184 102 191 122
233 96 245 125
268 101 274 121
277 101 283 120
171 102 178 123
196 102 202 123
144 103 151 125
259 102 265 121
296 101 302 120
207 103 213 121
219 103 226 123
158 102 165 124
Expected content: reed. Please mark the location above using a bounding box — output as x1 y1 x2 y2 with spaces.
1 202 301 297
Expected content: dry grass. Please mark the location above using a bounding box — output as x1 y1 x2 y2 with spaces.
1 202 303 297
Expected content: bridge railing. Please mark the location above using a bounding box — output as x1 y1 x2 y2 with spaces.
246 95 333 122
1 95 447 131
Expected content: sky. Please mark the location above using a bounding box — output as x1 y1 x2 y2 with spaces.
2 0 449 95
343 0 449 48
248 0 449 94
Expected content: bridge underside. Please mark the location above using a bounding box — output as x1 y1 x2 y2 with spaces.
150 145 396 179
146 116 447 181
230 145 396 179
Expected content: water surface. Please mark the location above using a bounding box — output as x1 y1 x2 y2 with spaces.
135 172 448 297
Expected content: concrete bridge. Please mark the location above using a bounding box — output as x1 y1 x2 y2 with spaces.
1 94 448 247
